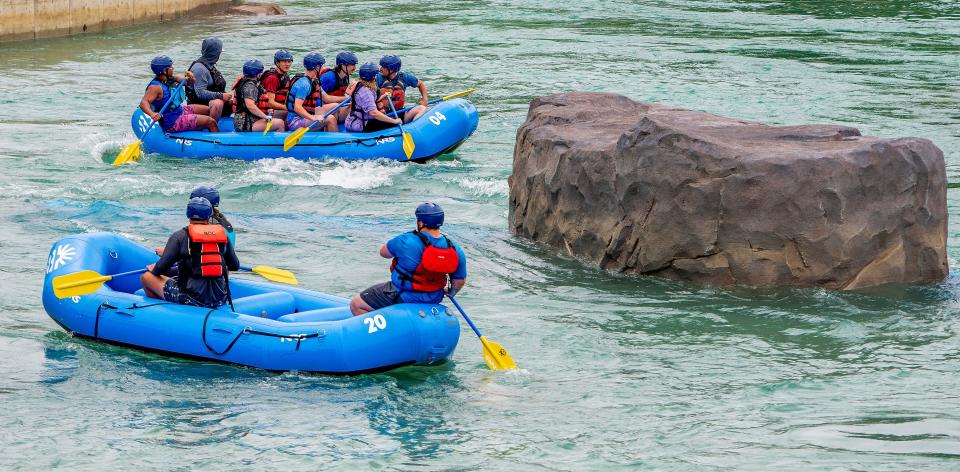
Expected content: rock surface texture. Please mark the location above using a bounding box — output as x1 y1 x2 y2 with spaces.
508 93 947 289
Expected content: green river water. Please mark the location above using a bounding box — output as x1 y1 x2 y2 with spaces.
1 0 959 469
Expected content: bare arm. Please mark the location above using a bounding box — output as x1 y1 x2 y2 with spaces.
139 85 163 121
448 278 466 296
417 81 428 106
379 244 393 258
244 97 268 119
370 109 402 124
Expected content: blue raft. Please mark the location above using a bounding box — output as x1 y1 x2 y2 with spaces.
130 99 479 162
41 233 461 373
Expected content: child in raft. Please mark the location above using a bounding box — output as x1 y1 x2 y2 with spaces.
344 63 403 133
232 59 285 133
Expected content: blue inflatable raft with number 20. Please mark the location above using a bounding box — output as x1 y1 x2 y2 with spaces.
41 233 461 373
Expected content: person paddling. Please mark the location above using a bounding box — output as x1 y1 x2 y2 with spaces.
345 63 402 132
233 59 285 133
285 52 338 133
258 50 294 122
189 185 235 246
141 197 239 308
350 203 466 315
139 56 219 133
320 51 358 124
377 55 429 123
186 37 231 123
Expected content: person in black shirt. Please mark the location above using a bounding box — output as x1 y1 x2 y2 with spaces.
141 197 240 308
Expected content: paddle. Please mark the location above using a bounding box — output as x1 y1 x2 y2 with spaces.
262 110 274 135
447 294 518 370
52 264 298 299
385 98 415 159
385 88 477 118
114 79 188 166
283 97 352 152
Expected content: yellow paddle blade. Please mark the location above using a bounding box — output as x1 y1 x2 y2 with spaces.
283 126 309 152
262 119 273 135
52 270 111 298
249 265 298 285
113 140 142 166
402 132 415 159
479 335 518 370
442 88 476 101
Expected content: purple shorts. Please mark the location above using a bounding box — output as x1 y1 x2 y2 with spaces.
168 105 200 132
287 115 314 131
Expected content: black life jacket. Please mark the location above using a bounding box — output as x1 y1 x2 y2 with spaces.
285 73 320 114
390 231 460 292
257 67 291 113
186 60 227 104
349 85 374 129
320 67 350 97
232 76 263 115
378 72 407 112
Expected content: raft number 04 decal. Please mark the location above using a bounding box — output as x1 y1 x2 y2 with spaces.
364 314 387 333
429 111 446 126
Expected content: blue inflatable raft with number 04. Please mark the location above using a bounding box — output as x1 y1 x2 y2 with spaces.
41 233 461 373
129 99 479 163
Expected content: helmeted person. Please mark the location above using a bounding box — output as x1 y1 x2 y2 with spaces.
345 63 402 133
232 59 285 133
141 197 240 308
258 49 294 122
189 185 236 247
319 51 358 123
138 55 219 133
285 52 338 132
376 55 428 123
350 203 467 315
186 37 232 123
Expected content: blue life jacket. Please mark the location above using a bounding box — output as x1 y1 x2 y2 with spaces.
147 78 185 131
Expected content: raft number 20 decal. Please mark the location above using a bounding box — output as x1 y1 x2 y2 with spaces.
364 314 387 334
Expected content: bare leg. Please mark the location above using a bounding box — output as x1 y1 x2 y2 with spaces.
195 115 219 132
251 118 285 132
404 105 427 122
191 104 211 116
273 110 288 121
349 295 374 316
207 99 225 122
141 265 168 299
323 114 338 132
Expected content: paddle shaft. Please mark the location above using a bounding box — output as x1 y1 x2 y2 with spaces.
447 295 483 338
385 89 476 117
304 96 351 131
386 97 407 135
142 79 187 138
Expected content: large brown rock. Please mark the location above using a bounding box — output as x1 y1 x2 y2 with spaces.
508 92 948 289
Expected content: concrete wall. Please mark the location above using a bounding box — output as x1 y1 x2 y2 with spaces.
0 0 230 42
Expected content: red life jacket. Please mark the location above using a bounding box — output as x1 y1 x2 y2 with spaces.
320 67 350 97
257 67 291 113
285 73 320 114
390 231 460 292
378 72 407 112
186 224 228 278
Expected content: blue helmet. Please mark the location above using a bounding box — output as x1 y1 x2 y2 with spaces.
273 49 293 63
243 59 265 77
358 62 378 81
150 55 173 75
336 51 358 66
303 52 325 71
190 185 220 207
186 197 213 221
379 54 401 72
415 202 444 228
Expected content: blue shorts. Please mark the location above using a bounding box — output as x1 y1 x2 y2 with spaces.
162 278 201 307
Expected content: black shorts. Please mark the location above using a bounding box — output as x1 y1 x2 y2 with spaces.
359 281 403 310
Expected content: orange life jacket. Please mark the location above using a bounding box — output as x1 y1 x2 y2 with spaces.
377 72 407 112
390 231 460 292
186 224 228 278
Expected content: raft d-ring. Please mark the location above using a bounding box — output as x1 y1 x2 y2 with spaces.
430 307 440 317
316 329 327 339
108 250 118 259
242 326 252 334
